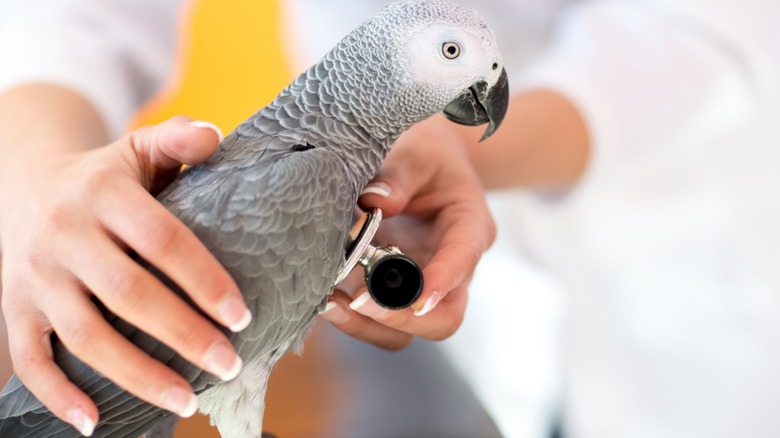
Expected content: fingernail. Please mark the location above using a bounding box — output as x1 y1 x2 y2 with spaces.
361 181 391 198
319 301 349 324
219 293 252 332
204 342 243 381
414 291 443 317
68 407 95 437
188 120 224 142
349 291 388 319
160 383 199 418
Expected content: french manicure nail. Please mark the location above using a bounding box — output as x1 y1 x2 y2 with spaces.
219 293 252 332
349 292 387 319
188 120 224 142
361 181 391 197
319 301 349 324
68 407 95 437
414 291 443 317
204 342 243 381
161 383 199 418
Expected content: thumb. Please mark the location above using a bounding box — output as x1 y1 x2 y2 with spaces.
357 115 463 217
357 139 435 218
120 116 224 192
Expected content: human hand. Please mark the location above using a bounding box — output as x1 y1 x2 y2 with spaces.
320 116 496 350
0 117 249 435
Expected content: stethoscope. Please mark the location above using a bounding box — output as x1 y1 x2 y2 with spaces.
335 208 423 309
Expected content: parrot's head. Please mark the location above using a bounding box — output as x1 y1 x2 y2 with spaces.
353 0 509 141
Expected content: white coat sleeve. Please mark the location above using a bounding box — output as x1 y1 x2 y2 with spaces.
515 0 779 189
0 0 186 138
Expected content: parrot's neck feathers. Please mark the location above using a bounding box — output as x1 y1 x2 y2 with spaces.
255 61 400 181
279 16 426 147
296 58 410 145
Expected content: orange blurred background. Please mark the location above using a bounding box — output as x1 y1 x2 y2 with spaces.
134 0 292 134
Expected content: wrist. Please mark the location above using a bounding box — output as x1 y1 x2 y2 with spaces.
0 83 110 202
467 89 590 190
0 83 109 158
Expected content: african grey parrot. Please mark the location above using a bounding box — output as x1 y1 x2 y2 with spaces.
0 0 508 436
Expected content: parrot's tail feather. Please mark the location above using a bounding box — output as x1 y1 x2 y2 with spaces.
199 341 293 438
199 353 273 438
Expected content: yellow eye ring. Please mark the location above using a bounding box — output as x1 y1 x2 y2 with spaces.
442 41 461 60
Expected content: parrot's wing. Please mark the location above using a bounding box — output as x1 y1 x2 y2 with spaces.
0 328 173 437
0 375 42 417
170 131 356 370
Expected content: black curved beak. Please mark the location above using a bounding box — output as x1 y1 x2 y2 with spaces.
442 68 509 141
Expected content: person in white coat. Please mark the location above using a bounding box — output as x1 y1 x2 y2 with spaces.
311 3 780 437
1 1 779 437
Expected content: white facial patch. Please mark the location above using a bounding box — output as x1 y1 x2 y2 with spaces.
404 23 498 90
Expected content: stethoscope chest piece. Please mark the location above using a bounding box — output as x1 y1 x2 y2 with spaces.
336 208 423 309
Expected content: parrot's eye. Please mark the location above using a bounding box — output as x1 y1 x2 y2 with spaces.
441 41 461 60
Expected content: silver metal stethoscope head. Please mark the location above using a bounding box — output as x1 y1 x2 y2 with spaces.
336 208 423 309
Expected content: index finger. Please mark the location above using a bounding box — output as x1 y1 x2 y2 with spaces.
412 199 495 315
95 179 251 333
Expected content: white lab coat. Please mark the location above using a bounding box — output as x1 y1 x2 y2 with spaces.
2 1 779 437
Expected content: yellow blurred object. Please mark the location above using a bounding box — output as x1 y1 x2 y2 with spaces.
133 0 293 135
